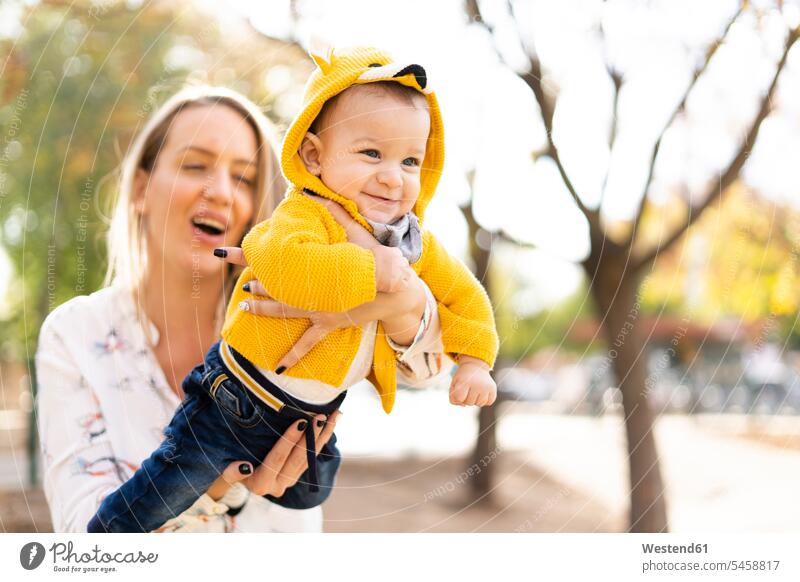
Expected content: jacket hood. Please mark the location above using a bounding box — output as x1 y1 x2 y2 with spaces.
281 44 444 229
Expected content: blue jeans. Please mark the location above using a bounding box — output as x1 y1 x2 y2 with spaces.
87 342 344 533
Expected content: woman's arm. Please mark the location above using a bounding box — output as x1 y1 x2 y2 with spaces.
37 305 339 532
36 312 126 532
231 264 452 388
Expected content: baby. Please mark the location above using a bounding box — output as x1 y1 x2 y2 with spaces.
88 45 499 533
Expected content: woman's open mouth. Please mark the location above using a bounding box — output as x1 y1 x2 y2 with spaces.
191 216 227 243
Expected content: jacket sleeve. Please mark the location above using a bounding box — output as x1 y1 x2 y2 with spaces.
417 231 499 368
35 313 124 533
242 196 377 312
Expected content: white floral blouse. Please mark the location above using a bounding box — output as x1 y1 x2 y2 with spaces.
35 283 448 533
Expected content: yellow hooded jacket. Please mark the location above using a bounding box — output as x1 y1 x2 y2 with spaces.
221 46 498 413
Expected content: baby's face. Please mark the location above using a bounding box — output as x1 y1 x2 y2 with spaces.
302 87 430 224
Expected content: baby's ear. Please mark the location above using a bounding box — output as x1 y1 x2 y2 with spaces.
298 132 323 176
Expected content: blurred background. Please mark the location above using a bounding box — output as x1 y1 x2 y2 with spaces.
2 0 800 532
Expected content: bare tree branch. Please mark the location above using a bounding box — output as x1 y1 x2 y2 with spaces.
465 0 489 30
461 167 538 250
503 0 603 235
627 3 746 247
634 26 799 271
598 6 623 213
599 64 623 212
465 0 601 234
459 203 537 251
497 229 537 249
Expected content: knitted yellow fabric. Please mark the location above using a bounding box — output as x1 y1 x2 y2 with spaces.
221 45 498 413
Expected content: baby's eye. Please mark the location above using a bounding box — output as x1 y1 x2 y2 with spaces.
402 157 420 167
183 163 206 171
359 149 380 159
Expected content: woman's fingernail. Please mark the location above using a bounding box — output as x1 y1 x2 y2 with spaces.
242 282 251 292
275 366 286 375
238 463 252 475
213 248 228 258
297 420 307 431
316 419 325 428
238 301 250 312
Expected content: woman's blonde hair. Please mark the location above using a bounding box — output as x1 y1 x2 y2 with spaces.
104 85 285 332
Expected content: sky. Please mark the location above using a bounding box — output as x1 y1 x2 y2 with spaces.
2 0 800 315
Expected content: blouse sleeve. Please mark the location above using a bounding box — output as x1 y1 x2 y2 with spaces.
387 281 454 389
35 312 126 532
35 305 323 534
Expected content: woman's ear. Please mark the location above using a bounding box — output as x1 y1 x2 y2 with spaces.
132 168 148 215
298 132 323 176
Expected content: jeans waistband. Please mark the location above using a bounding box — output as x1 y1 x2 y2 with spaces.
215 341 345 494
217 341 346 417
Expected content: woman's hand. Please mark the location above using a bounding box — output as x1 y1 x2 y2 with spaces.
207 410 341 501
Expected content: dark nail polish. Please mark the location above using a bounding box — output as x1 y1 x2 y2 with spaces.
297 420 307 431
316 419 325 428
213 248 228 258
242 282 251 292
276 366 286 375
238 463 252 475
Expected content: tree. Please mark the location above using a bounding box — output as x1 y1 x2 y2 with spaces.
0 0 305 484
0 0 305 357
466 0 799 531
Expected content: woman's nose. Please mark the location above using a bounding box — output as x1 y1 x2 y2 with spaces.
203 169 234 204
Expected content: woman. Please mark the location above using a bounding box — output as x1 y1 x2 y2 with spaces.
36 85 447 532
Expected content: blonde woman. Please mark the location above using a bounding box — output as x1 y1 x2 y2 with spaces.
35 86 343 532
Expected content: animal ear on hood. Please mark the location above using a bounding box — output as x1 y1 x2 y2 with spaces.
307 37 334 74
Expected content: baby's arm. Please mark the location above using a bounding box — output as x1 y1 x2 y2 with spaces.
417 231 499 406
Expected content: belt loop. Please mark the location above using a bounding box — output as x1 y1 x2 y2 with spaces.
304 423 319 493
209 373 228 397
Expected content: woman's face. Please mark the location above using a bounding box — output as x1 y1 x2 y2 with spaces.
135 104 258 281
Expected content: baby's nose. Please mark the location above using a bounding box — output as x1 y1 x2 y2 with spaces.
376 168 402 189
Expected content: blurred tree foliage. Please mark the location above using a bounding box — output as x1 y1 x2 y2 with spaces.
0 0 307 359
497 185 800 361
492 253 595 362
640 186 800 347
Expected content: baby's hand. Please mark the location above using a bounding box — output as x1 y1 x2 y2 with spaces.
449 357 497 407
373 246 410 293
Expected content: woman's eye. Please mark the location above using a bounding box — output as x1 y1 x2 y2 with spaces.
360 149 380 159
183 163 206 171
402 157 420 167
235 175 256 188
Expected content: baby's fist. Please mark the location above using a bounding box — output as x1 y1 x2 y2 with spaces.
373 246 410 293
449 358 497 407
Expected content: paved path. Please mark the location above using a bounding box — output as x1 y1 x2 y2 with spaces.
3 385 799 532
336 387 800 532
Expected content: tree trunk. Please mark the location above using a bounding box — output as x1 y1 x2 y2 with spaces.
470 394 498 500
587 255 669 532
462 204 497 502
